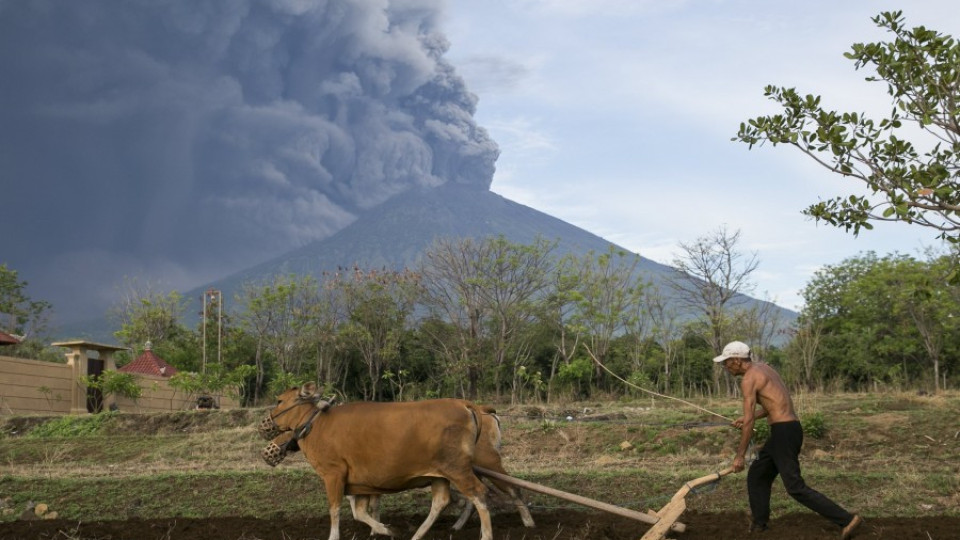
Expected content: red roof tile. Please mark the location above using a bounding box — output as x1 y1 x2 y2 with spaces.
0 331 20 346
118 349 178 377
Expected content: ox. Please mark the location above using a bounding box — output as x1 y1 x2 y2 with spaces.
261 383 522 540
342 409 534 531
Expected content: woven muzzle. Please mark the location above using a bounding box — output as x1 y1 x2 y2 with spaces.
261 441 288 467
257 415 283 441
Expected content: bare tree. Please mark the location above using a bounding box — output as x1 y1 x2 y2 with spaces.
667 226 759 394
419 236 555 400
788 317 823 390
419 237 494 399
734 296 785 361
542 254 585 402
572 247 645 392
646 286 683 394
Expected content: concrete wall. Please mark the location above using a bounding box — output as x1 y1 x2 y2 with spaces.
0 354 239 415
0 355 74 415
113 372 240 413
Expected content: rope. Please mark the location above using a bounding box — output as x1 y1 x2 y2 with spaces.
585 348 734 422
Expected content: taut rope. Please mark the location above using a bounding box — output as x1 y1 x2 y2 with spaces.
585 345 734 422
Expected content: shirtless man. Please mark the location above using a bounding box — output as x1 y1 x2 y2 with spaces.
715 341 862 538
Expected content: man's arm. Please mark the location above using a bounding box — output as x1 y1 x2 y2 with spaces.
732 374 758 472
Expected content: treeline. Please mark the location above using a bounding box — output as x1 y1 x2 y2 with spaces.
104 232 786 405
4 236 957 406
791 250 959 393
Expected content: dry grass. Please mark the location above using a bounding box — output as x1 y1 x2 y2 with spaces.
0 391 957 522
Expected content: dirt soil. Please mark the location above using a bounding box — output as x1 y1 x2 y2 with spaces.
2 510 958 540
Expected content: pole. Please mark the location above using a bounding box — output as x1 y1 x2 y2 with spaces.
473 467 686 533
201 292 207 374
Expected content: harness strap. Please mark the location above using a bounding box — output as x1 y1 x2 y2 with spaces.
294 406 324 441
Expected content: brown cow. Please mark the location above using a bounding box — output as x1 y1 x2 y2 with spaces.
261 383 500 540
344 408 535 531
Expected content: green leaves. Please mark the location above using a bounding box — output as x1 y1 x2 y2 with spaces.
734 10 960 241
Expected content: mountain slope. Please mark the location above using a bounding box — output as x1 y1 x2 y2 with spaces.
208 184 680 294
62 185 795 340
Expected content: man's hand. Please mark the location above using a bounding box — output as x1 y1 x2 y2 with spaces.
731 416 745 429
732 454 746 473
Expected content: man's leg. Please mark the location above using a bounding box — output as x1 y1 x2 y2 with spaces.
746 445 778 528
771 422 854 528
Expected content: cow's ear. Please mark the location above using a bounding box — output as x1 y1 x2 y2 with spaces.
299 382 317 398
316 399 332 412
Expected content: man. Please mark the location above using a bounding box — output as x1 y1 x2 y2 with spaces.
715 341 862 538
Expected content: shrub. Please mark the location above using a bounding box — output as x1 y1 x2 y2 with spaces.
802 411 827 439
26 411 119 438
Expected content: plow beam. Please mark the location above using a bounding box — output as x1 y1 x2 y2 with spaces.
473 466 687 534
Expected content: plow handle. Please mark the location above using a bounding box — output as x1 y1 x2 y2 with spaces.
677 466 736 497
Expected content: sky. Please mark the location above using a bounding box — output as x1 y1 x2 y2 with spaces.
1 0 958 330
444 0 960 311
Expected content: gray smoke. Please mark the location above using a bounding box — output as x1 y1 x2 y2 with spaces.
0 0 497 325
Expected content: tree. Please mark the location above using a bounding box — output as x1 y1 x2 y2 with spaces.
786 316 824 391
418 236 555 399
471 236 556 400
0 264 51 354
110 278 188 350
337 268 421 401
78 370 142 412
541 254 584 402
874 254 957 391
645 286 683 394
420 237 491 398
735 11 960 243
234 274 320 403
666 226 759 394
799 251 960 390
570 246 646 393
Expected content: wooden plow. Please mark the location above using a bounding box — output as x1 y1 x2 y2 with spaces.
638 466 734 540
475 465 735 540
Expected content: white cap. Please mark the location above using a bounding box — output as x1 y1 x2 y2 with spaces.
713 341 750 363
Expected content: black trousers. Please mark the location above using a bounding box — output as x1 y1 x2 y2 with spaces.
747 421 853 528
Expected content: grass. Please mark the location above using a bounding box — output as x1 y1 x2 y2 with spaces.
0 391 957 523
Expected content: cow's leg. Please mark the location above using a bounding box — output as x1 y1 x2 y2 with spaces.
368 494 381 523
483 472 535 527
350 494 397 537
411 478 451 540
451 498 474 530
452 479 531 530
448 474 492 540
323 475 346 540
471 455 535 528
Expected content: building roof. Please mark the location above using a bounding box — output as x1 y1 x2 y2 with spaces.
118 344 178 377
52 340 129 353
0 331 20 346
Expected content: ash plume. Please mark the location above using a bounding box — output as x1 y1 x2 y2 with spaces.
0 0 497 324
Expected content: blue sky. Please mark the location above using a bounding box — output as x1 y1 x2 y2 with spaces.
444 0 960 310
